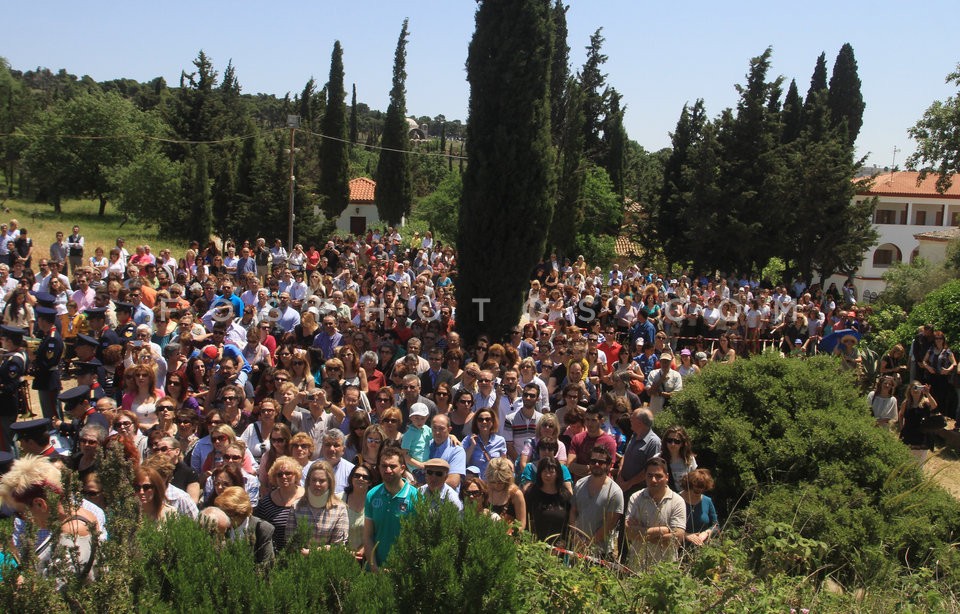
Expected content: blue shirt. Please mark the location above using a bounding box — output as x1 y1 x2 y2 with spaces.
428 438 466 484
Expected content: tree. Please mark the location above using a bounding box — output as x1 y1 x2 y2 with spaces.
457 0 555 345
907 63 960 193
375 19 414 225
109 150 183 227
318 41 350 219
186 144 213 242
579 28 608 161
827 43 865 147
20 91 159 214
548 0 570 146
412 170 461 242
601 87 626 199
780 79 803 144
349 83 358 145
548 77 585 257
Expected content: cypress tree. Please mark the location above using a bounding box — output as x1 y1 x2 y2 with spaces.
827 43 865 147
319 41 350 219
657 100 705 267
187 144 212 242
549 77 586 258
803 52 828 117
781 79 803 144
349 83 358 145
580 29 608 161
375 19 413 225
602 88 626 200
549 0 570 146
457 0 555 345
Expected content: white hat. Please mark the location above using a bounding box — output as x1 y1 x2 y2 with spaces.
409 403 429 418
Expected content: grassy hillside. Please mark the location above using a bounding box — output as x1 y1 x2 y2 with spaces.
0 196 190 258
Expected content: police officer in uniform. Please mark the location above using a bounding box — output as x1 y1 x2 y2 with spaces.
75 360 107 401
32 306 63 421
0 325 28 453
53 385 109 456
31 291 60 336
114 301 137 343
10 418 60 461
84 307 121 362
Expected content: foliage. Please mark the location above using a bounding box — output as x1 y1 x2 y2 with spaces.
907 62 960 193
761 256 786 287
658 351 960 584
548 76 586 258
411 170 461 243
456 0 555 345
894 279 960 349
109 150 184 226
374 19 413 225
388 501 519 612
877 256 956 312
827 43 865 148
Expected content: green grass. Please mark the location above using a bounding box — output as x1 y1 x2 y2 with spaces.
0 196 190 258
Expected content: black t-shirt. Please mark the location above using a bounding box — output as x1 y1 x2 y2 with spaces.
171 461 200 492
525 488 570 542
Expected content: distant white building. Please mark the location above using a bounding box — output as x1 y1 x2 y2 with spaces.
334 177 381 236
832 171 960 300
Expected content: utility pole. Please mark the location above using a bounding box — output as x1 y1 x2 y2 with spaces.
286 115 301 252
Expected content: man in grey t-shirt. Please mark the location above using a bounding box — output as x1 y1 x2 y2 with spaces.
569 446 624 559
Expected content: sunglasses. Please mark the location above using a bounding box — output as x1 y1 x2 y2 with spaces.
589 458 609 465
382 418 400 424
134 484 155 493
464 490 482 498
665 438 683 445
435 392 449 397
291 443 311 449
476 417 492 423
176 419 194 426
376 397 392 403
152 446 171 453
270 438 286 444
277 471 297 478
425 469 447 478
224 454 243 461
221 396 239 402
353 473 371 482
116 421 134 428
366 437 383 445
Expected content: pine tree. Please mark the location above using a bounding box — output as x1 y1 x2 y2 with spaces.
349 83 359 145
375 19 413 225
657 100 706 267
457 0 555 345
827 43 865 148
318 41 350 219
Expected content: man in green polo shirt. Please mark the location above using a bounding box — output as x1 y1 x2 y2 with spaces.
364 446 419 571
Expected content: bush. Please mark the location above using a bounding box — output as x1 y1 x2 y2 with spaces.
388 500 519 613
658 352 960 584
894 279 960 348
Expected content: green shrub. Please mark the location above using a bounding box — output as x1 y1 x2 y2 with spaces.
658 352 960 585
894 279 960 348
388 501 519 613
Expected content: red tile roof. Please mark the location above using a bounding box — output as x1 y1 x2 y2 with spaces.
859 171 960 199
349 177 376 203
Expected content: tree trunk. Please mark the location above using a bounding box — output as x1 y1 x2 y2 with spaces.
53 194 62 214
98 194 107 216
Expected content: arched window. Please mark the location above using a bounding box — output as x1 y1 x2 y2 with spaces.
872 243 902 268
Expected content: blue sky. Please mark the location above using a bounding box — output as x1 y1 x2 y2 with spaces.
7 1 957 167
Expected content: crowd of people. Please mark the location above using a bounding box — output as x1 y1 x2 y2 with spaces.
0 220 954 584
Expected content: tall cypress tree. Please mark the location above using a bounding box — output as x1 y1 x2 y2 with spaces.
548 77 585 257
580 29 608 161
803 53 828 118
657 100 706 267
781 79 803 144
319 41 350 219
602 87 626 200
375 19 413 225
349 83 359 145
457 0 555 345
187 144 212 242
827 43 865 147
549 0 570 146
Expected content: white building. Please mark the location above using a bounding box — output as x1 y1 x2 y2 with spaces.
832 171 960 300
334 177 381 235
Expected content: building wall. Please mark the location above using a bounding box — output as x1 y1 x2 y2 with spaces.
827 194 960 302
334 203 381 234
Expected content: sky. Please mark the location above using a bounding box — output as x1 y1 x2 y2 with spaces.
6 1 958 167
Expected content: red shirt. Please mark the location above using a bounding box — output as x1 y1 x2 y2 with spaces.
570 430 618 467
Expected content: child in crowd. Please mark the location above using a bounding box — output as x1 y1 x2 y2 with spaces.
401 403 432 483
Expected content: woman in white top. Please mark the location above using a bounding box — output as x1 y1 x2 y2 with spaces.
89 246 109 279
867 376 899 428
121 364 164 431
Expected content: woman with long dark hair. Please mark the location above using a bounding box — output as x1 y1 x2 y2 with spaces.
524 456 570 543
